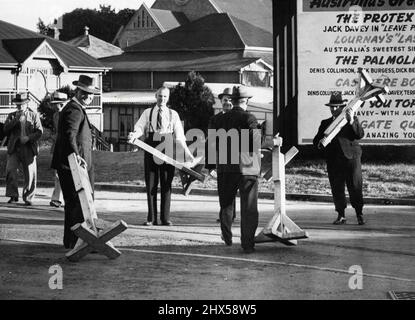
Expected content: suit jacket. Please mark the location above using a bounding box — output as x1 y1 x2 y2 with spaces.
3 107 43 155
213 106 261 176
205 111 223 170
51 99 92 170
313 116 364 160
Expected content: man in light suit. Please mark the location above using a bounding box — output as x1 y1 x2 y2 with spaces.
51 75 98 249
3 92 43 205
313 91 365 225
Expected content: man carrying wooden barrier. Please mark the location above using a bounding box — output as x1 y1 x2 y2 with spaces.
313 68 389 226
65 153 127 262
128 86 196 226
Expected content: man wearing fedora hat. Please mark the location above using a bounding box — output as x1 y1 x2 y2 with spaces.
206 87 236 223
211 85 261 253
3 92 43 205
313 91 365 225
51 75 99 248
49 91 69 208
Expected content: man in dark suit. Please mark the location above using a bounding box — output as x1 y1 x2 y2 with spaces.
51 75 98 249
206 87 236 223
3 92 43 205
313 91 365 225
211 86 261 254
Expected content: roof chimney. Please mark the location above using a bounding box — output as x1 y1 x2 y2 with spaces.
53 27 60 40
84 26 89 35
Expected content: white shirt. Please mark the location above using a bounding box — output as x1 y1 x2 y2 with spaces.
132 105 186 143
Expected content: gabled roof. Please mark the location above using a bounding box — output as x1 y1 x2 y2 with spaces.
67 32 123 59
152 0 272 33
124 13 271 53
101 51 260 72
211 0 272 32
0 19 106 70
151 9 189 31
113 3 189 45
2 38 45 63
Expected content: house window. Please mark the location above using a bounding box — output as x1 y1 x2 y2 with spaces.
142 11 145 28
137 16 140 28
242 71 271 87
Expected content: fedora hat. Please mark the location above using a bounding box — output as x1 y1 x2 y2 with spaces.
231 86 252 99
325 91 348 107
218 87 232 99
12 92 30 104
72 75 100 94
50 91 68 104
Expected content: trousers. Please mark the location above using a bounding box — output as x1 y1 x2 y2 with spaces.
218 172 259 250
5 145 37 202
327 154 363 216
57 167 94 249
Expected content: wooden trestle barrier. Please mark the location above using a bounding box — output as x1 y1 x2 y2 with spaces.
255 135 308 246
65 153 128 262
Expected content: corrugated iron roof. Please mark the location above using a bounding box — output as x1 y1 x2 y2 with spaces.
151 9 189 31
100 51 259 72
0 19 107 69
152 0 272 33
67 34 123 59
211 0 272 33
164 81 273 111
3 38 45 63
124 13 271 53
102 91 156 104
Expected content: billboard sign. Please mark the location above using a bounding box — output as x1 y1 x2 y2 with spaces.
297 0 415 145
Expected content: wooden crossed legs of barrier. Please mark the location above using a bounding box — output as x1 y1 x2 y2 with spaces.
67 220 127 261
255 135 308 246
65 153 128 262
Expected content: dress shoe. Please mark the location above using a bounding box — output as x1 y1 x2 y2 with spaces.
333 217 347 225
7 197 18 204
23 201 32 206
221 234 232 246
142 221 154 226
161 221 173 226
242 247 255 254
357 216 366 225
50 200 62 208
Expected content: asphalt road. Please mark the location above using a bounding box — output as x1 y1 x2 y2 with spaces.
0 187 414 300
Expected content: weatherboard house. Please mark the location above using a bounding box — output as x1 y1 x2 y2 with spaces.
0 20 108 131
101 0 274 150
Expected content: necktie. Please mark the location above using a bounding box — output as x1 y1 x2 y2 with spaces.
157 107 162 131
20 111 27 137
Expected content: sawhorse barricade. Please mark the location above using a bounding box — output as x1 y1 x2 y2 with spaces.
65 153 128 262
255 135 308 246
129 138 206 196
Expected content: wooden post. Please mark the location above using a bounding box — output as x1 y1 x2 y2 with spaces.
255 135 308 245
65 153 128 262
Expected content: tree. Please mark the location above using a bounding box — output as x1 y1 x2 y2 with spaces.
54 6 135 43
36 18 54 37
169 71 215 135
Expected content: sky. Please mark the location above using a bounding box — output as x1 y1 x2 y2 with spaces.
0 0 156 31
